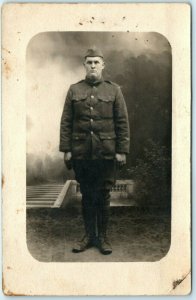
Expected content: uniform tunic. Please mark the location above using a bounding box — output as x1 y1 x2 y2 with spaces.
59 77 130 160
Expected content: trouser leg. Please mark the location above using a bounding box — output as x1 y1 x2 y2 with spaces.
72 161 97 253
97 189 110 238
72 189 96 253
81 189 96 240
72 160 115 254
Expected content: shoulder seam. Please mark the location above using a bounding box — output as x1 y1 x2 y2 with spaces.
72 80 84 86
105 80 120 87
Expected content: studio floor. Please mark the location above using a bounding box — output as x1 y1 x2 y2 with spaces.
26 206 171 262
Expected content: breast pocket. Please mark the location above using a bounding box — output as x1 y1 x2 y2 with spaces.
72 93 88 118
97 94 115 117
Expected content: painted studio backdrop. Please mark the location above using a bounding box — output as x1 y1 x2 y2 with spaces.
26 32 171 208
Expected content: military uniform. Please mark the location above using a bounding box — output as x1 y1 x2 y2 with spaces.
60 51 130 254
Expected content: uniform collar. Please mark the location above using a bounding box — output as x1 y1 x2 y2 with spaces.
85 76 104 86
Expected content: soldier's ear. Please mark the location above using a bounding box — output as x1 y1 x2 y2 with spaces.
83 58 87 66
102 60 105 69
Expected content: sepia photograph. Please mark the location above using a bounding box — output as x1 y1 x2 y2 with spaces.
26 32 172 262
2 3 191 295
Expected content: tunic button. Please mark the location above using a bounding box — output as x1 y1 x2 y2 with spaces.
91 95 94 99
90 106 93 110
91 131 94 135
90 119 93 122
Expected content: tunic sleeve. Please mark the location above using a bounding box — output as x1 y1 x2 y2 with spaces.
59 87 73 153
113 86 130 154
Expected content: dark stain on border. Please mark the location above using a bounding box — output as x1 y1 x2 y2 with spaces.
2 175 5 189
172 272 190 290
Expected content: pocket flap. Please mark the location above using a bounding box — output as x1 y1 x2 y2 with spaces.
98 94 115 102
72 133 87 140
99 132 116 140
72 93 87 101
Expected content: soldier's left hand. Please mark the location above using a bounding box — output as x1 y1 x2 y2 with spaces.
115 153 126 167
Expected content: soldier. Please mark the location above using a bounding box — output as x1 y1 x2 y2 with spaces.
59 47 130 255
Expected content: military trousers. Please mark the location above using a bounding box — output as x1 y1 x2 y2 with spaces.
72 160 116 238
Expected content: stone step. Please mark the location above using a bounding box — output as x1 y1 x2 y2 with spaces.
26 184 63 208
27 201 54 205
27 198 58 200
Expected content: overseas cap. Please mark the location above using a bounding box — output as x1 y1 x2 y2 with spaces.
84 47 104 59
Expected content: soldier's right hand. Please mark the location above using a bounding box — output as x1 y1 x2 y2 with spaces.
64 152 72 170
64 152 72 162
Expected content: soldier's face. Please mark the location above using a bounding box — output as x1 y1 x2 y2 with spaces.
84 57 105 80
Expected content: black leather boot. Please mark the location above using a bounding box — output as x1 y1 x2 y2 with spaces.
99 235 112 255
72 194 96 253
97 191 112 255
72 234 94 253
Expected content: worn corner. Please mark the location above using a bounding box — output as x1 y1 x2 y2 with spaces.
2 274 25 296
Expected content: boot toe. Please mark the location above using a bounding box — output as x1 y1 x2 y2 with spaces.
99 238 112 255
101 248 112 255
72 245 86 253
72 236 94 253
